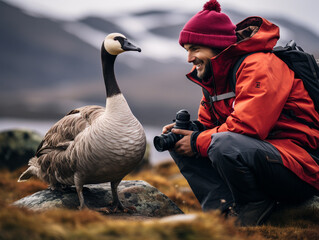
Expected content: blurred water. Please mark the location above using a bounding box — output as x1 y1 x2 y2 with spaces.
0 118 172 165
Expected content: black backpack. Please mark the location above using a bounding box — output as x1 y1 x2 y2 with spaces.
203 40 319 129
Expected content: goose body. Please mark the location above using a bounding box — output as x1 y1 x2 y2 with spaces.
19 33 146 210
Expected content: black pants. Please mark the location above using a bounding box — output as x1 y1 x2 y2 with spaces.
170 132 318 212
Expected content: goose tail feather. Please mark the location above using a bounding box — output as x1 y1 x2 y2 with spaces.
18 166 37 182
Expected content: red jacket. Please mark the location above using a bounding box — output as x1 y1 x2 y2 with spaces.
187 17 319 190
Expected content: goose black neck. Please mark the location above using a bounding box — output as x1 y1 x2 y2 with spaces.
101 45 121 97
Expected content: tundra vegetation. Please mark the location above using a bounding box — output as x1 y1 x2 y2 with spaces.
0 161 318 240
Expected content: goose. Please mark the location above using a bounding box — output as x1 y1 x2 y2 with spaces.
18 33 146 212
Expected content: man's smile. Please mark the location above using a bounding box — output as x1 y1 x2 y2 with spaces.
193 59 204 71
196 63 203 70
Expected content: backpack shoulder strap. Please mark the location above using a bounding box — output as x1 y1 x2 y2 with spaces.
202 88 235 104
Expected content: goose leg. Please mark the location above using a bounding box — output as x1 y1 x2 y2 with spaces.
74 176 87 210
111 180 125 211
111 180 135 213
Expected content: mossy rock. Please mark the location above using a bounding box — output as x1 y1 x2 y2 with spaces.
13 180 184 217
0 129 42 170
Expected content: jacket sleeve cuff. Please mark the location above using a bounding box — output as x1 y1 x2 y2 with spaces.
196 127 219 157
192 120 207 131
190 131 201 156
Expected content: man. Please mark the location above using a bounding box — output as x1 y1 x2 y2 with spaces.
162 0 319 226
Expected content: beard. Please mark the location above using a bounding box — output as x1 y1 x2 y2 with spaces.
200 61 212 80
194 58 212 80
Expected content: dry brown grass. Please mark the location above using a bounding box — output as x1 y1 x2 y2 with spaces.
0 205 265 240
125 161 201 213
0 161 318 240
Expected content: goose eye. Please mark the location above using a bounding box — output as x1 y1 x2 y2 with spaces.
114 36 123 41
114 36 125 46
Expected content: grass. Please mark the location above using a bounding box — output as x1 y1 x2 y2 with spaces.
0 161 318 240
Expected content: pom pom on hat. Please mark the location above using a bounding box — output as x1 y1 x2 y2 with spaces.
179 0 237 49
203 0 221 12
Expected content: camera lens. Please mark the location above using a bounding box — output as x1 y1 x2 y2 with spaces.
153 109 191 152
153 136 166 152
153 132 181 152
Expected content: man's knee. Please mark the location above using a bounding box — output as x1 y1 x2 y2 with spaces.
207 132 244 167
207 131 281 170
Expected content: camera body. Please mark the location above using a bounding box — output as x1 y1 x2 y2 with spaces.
154 109 195 152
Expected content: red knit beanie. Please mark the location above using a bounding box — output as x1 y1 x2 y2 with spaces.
179 0 237 49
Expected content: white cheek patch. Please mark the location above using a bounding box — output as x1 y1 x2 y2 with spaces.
104 33 126 55
104 40 123 55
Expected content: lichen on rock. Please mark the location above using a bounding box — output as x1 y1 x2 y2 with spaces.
13 180 184 217
0 129 42 170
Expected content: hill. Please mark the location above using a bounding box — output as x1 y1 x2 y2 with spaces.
1 1 319 125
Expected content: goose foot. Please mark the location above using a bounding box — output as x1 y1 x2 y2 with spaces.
94 202 136 214
78 204 89 210
92 207 111 214
111 202 136 214
108 180 136 214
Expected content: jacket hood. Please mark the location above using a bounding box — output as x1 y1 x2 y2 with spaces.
187 17 280 94
229 16 280 55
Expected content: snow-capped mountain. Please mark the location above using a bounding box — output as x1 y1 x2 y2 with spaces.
1 0 319 125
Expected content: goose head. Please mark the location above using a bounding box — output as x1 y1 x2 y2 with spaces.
103 33 141 56
101 33 141 98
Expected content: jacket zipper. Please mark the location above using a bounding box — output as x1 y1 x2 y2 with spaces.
186 63 224 126
209 62 225 125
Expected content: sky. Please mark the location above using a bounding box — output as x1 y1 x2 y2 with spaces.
4 0 319 36
4 0 319 62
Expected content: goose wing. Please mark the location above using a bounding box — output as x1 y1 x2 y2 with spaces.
36 105 104 155
34 105 105 184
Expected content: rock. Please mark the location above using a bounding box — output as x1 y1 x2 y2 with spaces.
306 195 319 209
268 196 319 224
13 180 183 217
279 195 319 211
157 213 198 224
0 129 42 170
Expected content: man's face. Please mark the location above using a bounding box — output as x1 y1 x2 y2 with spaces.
184 44 217 80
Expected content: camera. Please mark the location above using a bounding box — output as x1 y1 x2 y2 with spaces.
153 109 193 152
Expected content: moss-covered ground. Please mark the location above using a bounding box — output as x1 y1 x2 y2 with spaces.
0 161 318 240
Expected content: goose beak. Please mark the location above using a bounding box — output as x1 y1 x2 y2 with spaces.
122 39 141 52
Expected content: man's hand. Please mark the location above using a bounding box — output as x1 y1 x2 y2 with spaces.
162 123 175 134
171 128 195 157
